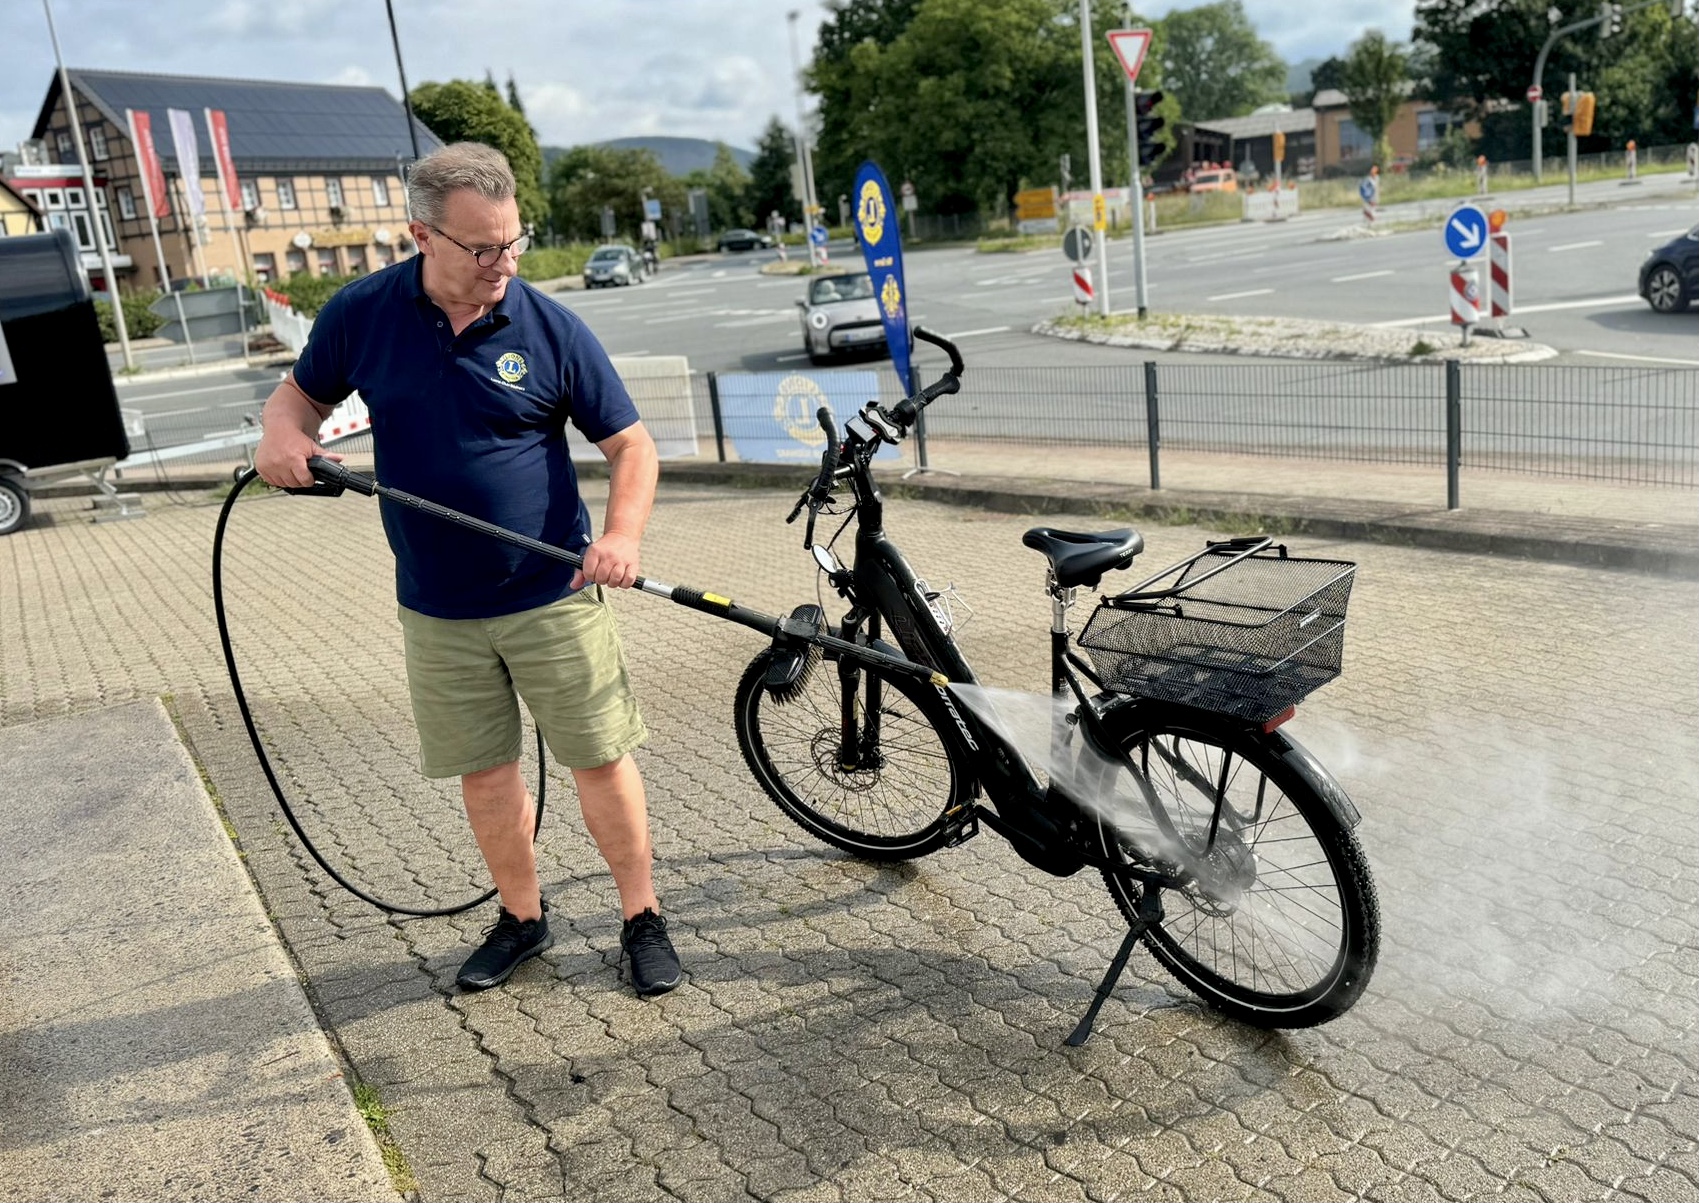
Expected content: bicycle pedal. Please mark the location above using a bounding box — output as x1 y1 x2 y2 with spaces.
940 805 979 848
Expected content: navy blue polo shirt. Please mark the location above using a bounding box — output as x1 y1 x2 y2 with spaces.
292 256 638 620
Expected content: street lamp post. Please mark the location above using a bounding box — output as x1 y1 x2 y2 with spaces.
42 0 132 369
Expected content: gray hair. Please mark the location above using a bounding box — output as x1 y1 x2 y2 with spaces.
406 142 516 226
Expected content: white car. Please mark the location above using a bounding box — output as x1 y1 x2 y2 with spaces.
796 272 886 365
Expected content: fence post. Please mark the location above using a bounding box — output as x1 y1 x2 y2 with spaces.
1143 360 1161 491
914 408 931 470
1445 358 1461 511
706 370 727 463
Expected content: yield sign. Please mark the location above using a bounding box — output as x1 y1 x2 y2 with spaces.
1106 29 1153 84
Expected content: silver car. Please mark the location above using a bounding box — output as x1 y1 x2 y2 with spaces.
582 244 646 288
796 271 886 364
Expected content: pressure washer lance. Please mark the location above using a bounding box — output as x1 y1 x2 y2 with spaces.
300 455 945 689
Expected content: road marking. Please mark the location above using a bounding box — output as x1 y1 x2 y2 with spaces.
666 288 719 299
1038 295 1076 303
943 326 1011 339
1207 288 1275 301
1647 229 1690 238
1548 240 1604 252
713 313 793 328
145 405 216 418
1371 293 1643 326
1330 269 1395 283
774 352 810 362
1189 251 1266 264
113 380 265 401
1575 350 1699 367
610 349 650 357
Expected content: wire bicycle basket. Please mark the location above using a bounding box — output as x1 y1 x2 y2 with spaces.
1077 540 1356 722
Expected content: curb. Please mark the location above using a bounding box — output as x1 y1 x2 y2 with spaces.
34 461 1698 579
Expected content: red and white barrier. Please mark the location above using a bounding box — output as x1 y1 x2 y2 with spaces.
1476 156 1490 196
1072 265 1094 306
1625 140 1638 182
1450 265 1480 329
1489 233 1512 319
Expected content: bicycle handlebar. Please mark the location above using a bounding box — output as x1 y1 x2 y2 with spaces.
887 326 963 430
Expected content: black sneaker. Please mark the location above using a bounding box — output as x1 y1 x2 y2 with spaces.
456 901 553 991
620 908 683 996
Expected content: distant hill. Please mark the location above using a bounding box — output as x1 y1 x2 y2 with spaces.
1287 57 1323 95
541 136 756 177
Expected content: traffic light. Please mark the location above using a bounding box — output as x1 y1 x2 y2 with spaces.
1573 91 1597 136
1599 0 1624 36
1134 90 1166 168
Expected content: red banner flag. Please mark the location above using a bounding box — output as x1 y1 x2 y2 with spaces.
205 108 240 212
125 108 170 220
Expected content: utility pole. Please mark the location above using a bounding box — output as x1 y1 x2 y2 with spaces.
1567 71 1579 206
1531 0 1669 182
1121 4 1150 318
787 10 822 266
1079 0 1111 317
43 0 132 369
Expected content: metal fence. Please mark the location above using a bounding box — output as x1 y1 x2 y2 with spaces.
698 359 1699 506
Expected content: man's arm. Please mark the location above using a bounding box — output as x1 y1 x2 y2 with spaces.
254 373 339 489
576 421 659 590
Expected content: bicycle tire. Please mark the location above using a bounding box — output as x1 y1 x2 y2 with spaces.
734 649 967 861
1095 709 1379 1028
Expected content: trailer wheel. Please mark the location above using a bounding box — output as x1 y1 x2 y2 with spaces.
0 477 30 536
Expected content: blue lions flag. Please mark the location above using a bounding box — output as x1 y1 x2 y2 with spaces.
853 161 914 395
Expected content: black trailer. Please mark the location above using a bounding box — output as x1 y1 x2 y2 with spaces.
0 229 131 534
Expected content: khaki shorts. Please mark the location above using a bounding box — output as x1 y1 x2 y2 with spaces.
398 588 648 778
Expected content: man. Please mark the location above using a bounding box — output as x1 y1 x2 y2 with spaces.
254 142 681 997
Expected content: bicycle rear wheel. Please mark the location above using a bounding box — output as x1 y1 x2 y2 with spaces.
734 649 966 860
1096 710 1379 1028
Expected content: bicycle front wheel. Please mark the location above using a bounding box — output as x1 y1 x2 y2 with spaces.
734 649 967 861
1096 710 1379 1028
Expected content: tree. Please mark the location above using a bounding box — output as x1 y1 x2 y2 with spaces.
409 79 547 228
1341 30 1409 167
747 115 799 228
1414 0 1699 159
681 143 754 231
547 145 684 243
1310 56 1346 95
1157 0 1288 121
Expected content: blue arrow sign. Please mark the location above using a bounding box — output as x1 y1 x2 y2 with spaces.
809 225 829 246
1444 205 1489 259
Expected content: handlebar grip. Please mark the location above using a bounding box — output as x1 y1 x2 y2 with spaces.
912 325 965 377
814 406 840 483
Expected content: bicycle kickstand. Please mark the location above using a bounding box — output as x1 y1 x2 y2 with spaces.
1065 887 1164 1047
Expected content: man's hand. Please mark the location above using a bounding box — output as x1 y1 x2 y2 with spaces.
573 531 641 590
255 373 341 489
255 423 341 489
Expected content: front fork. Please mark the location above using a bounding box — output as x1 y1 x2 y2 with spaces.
835 608 881 772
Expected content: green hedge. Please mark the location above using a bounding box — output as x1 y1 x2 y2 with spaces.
94 292 165 342
266 272 359 318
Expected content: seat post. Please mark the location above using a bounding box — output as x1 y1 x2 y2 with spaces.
1048 572 1076 695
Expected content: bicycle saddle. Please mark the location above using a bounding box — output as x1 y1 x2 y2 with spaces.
1021 527 1144 588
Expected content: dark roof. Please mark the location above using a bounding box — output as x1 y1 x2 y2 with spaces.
1192 109 1317 140
34 69 442 174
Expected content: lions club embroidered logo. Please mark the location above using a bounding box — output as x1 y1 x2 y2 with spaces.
494 351 528 384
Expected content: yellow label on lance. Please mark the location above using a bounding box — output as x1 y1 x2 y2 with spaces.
1092 194 1107 231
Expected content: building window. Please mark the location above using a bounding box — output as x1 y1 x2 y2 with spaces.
1337 118 1374 161
70 211 93 249
47 211 69 232
316 247 339 275
98 210 114 248
346 245 367 275
21 189 42 209
285 248 307 276
88 126 109 160
240 178 259 211
116 187 136 219
373 243 394 267
326 178 345 209
372 177 390 207
276 178 297 210
56 131 74 159
43 187 65 210
253 252 277 283
66 186 85 209
1416 110 1461 152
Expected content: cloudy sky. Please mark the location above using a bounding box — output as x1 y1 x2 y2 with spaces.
1 0 1416 156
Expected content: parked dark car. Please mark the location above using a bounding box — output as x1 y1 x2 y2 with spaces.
582 244 646 288
717 228 774 253
796 271 886 365
1639 224 1699 313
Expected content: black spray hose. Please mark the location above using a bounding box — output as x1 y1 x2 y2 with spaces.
213 466 545 917
297 457 944 684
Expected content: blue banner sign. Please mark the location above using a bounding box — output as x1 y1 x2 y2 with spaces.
853 161 914 395
715 371 898 465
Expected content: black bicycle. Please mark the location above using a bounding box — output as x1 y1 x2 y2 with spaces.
731 327 1380 1039
295 330 1378 1039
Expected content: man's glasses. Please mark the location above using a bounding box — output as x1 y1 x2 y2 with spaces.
429 225 530 267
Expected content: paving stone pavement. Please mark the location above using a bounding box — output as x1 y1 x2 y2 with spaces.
2 473 1697 1202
